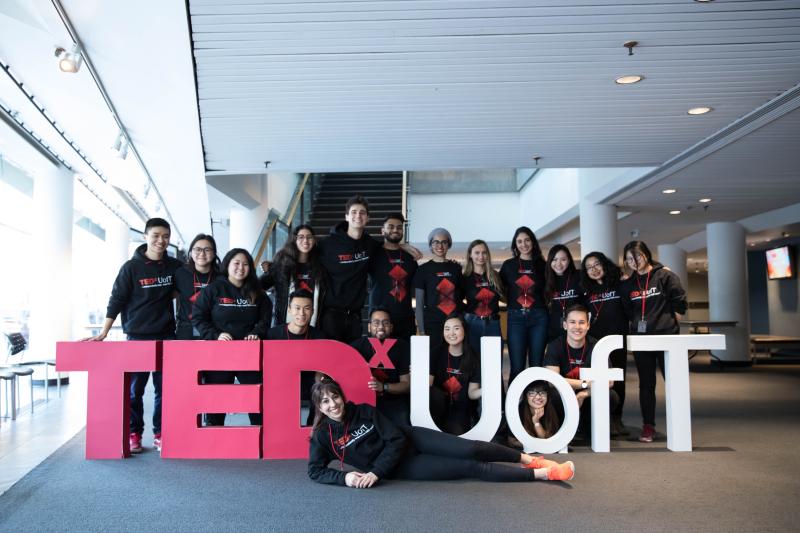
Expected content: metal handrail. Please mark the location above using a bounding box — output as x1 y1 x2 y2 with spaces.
251 172 312 264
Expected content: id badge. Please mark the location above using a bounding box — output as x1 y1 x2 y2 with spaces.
637 320 647 333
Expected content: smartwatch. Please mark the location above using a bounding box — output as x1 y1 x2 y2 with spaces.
581 380 589 389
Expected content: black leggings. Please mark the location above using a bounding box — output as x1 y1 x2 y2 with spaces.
633 350 665 426
391 427 536 482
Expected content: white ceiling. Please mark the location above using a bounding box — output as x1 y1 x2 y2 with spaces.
190 0 800 172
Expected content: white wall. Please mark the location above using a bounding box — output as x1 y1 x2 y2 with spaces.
408 191 519 244
519 168 579 237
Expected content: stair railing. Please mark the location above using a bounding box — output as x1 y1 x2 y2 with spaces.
252 172 313 265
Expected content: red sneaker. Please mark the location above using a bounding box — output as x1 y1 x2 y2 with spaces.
153 433 162 451
129 432 143 454
639 424 655 443
522 456 560 469
546 461 575 481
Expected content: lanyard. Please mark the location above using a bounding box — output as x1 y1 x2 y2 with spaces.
192 270 213 297
636 270 652 320
566 338 587 368
285 325 309 340
558 273 572 314
590 293 604 324
328 422 350 471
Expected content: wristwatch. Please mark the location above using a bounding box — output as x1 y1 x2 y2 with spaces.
382 382 389 393
581 380 589 389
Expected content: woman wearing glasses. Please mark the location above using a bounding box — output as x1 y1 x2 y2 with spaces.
580 251 630 437
175 234 220 340
260 224 325 327
619 241 687 443
413 228 463 350
520 380 561 439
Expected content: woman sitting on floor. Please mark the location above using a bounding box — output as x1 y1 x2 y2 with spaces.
307 379 575 487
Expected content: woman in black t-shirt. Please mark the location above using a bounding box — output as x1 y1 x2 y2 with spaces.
462 239 504 357
545 245 583 342
175 234 220 340
580 251 630 436
260 224 325 327
414 228 463 350
500 227 549 383
428 315 482 435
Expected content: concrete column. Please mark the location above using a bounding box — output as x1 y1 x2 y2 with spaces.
28 166 73 360
105 217 131 269
657 244 688 292
578 174 616 260
229 207 262 252
707 222 750 363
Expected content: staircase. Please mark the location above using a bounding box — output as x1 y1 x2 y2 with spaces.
308 172 403 238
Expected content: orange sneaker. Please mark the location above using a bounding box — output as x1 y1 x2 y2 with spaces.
546 461 575 481
522 456 560 469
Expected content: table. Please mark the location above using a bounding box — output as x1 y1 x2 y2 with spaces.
680 321 738 362
750 335 800 364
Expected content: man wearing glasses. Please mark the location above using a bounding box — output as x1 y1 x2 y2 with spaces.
351 308 411 426
369 213 418 341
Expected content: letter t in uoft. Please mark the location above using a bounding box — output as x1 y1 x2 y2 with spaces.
56 341 159 459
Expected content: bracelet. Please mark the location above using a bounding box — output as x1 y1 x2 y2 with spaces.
534 422 542 427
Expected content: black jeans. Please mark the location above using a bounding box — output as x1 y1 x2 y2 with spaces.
634 350 665 426
392 427 534 481
202 371 263 426
321 308 363 343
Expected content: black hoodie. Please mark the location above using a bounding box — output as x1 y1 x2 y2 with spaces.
192 278 272 340
619 264 687 334
105 243 181 338
175 265 218 339
318 221 380 312
582 281 629 339
308 402 408 485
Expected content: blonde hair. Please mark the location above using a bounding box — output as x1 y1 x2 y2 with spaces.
463 239 504 296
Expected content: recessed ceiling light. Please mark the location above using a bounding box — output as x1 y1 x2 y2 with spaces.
669 210 681 215
662 188 677 194
699 198 712 203
615 75 644 85
688 106 713 115
694 0 714 3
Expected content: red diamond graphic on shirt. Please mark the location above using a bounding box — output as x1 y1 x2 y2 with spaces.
475 287 495 317
436 278 457 315
388 264 408 302
516 274 534 308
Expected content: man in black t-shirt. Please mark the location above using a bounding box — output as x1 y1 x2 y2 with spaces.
544 304 618 441
369 213 418 341
351 308 411 426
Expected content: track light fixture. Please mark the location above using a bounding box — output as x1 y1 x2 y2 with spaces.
111 132 129 159
55 44 83 73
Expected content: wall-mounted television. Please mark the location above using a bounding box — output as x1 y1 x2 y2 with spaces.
766 246 795 280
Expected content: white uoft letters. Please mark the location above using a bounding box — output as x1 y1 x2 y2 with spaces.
410 334 726 453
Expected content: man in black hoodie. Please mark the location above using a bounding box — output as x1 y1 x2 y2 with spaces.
85 218 181 453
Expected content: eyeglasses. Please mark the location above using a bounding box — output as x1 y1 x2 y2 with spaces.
585 261 602 271
430 240 449 247
626 253 644 264
192 247 213 254
526 390 548 398
370 319 391 327
296 235 314 241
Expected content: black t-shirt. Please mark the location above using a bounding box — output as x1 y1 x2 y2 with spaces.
583 283 629 339
175 266 217 339
544 336 597 379
265 324 326 340
462 271 502 318
547 272 584 340
499 257 546 310
414 260 463 323
350 336 410 384
369 247 418 319
430 344 480 404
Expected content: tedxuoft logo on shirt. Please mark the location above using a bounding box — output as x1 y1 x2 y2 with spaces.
332 424 374 450
337 251 369 264
217 297 256 307
138 275 173 288
588 290 620 303
552 288 578 301
629 287 661 301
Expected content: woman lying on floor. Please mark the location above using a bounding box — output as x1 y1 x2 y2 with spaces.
307 379 575 488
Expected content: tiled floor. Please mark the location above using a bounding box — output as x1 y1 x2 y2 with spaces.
0 373 87 495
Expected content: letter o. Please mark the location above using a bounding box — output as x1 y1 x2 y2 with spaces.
505 367 580 454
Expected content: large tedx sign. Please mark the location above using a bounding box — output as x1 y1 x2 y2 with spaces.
56 334 724 460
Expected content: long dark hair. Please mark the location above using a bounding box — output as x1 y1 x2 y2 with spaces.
545 244 578 305
221 248 262 304
442 314 478 381
520 380 560 438
271 224 325 288
510 226 545 265
310 379 347 434
622 240 655 274
580 251 621 291
187 233 221 273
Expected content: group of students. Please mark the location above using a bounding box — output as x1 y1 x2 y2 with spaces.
87 193 686 487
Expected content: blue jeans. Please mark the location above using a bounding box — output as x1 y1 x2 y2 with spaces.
506 308 549 384
464 314 503 358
